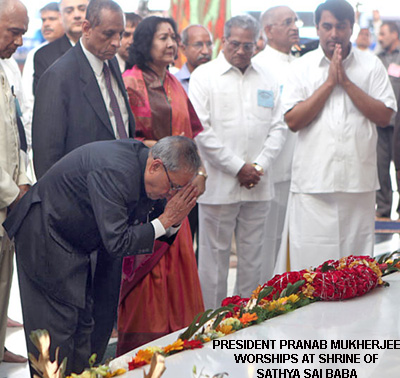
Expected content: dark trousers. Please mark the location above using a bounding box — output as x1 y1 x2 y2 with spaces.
17 264 93 376
376 125 400 217
187 204 199 264
91 252 122 362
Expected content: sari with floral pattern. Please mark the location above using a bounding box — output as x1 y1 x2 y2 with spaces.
117 66 204 356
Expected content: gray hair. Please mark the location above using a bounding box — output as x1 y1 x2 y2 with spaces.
86 0 122 28
260 6 285 28
40 2 59 13
181 24 212 46
224 14 260 41
151 136 201 174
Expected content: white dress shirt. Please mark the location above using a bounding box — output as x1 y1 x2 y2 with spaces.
282 46 397 194
21 42 47 149
190 52 287 205
80 40 129 139
253 45 297 184
116 53 126 74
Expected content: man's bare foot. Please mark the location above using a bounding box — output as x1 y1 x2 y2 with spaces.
3 348 28 363
7 317 23 327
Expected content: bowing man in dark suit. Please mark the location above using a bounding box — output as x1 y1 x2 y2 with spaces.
4 136 201 375
33 0 88 93
32 0 136 363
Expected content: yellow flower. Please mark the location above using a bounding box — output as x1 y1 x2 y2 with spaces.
250 285 263 300
303 272 316 283
302 283 315 298
216 324 234 335
239 312 258 325
163 339 184 354
286 294 300 303
106 369 127 377
136 348 155 363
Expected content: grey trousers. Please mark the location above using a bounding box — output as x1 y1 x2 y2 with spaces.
376 125 400 217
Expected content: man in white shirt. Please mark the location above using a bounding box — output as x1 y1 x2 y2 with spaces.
252 6 299 283
115 12 142 73
278 0 396 272
21 2 64 156
0 0 30 364
175 24 213 94
190 15 286 310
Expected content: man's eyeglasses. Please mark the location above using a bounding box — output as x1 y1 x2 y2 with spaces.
226 39 255 53
187 41 213 50
162 163 184 192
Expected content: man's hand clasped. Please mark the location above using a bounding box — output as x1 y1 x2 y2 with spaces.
159 184 198 229
328 44 350 87
237 163 263 190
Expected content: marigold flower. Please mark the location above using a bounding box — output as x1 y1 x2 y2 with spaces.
250 285 263 300
216 324 234 335
239 312 258 325
136 348 155 364
163 339 184 354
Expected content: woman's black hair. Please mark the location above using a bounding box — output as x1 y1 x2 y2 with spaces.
127 16 178 70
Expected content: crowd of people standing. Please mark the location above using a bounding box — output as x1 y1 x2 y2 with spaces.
1 0 399 375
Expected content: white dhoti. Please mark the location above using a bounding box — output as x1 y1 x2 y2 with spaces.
274 191 375 273
260 180 290 284
198 201 270 310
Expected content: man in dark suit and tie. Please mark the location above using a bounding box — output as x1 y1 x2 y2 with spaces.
4 136 200 375
33 0 88 93
32 0 136 363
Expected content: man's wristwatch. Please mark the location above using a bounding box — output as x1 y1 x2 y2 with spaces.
197 170 208 180
252 163 264 174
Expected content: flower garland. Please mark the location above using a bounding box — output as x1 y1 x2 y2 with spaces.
118 254 399 373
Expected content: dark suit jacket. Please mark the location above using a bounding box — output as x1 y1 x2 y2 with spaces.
33 34 72 94
4 140 167 309
32 40 135 179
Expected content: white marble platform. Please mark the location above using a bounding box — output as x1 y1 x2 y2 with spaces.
116 272 400 378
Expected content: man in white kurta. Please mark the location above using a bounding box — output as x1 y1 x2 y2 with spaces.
278 0 397 272
0 0 30 363
252 6 299 283
190 15 286 310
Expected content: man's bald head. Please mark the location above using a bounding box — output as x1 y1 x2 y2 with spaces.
260 5 299 54
0 0 28 59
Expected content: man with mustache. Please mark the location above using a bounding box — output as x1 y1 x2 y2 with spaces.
32 0 135 362
33 0 88 93
175 24 213 94
0 0 30 364
252 6 300 283
276 0 397 272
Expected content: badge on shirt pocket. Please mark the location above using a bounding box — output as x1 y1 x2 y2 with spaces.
257 89 274 108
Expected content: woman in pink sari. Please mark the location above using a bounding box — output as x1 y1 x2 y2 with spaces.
117 16 205 356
